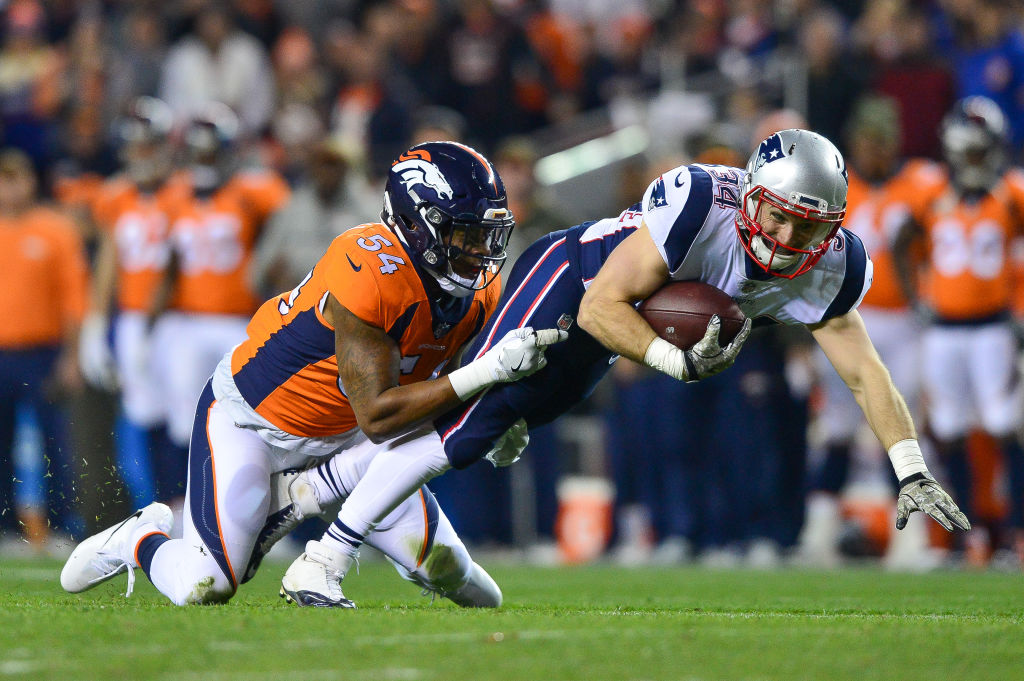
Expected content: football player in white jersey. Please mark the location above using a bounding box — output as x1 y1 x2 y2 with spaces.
260 130 970 607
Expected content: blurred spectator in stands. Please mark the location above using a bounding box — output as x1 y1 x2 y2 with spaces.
410 105 467 146
272 26 327 112
496 135 566 268
865 4 954 159
50 105 118 214
159 1 275 135
799 6 866 145
232 0 284 49
108 7 168 110
250 135 376 299
0 0 64 166
326 17 413 180
0 149 88 550
444 0 548 145
937 0 1024 151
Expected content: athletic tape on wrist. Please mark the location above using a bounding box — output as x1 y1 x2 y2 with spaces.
887 439 929 483
447 361 493 401
643 337 687 381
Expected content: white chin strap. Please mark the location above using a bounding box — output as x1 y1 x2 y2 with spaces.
434 269 478 297
752 234 802 270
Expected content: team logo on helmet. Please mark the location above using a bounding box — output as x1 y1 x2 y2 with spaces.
391 158 454 201
753 133 786 171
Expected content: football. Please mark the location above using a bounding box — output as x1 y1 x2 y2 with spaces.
638 281 747 350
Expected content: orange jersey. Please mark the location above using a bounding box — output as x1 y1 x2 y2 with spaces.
913 168 1024 320
169 170 290 315
53 172 105 211
0 207 88 348
844 160 942 309
230 223 500 438
92 175 191 312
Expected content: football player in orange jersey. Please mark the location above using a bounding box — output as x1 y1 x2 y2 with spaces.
800 97 939 566
146 103 291 503
61 141 565 607
0 149 89 543
79 97 190 507
894 96 1024 561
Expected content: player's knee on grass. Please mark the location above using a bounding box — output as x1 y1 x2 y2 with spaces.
180 571 236 606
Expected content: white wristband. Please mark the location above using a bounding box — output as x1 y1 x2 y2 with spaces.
447 360 494 401
643 337 687 381
887 439 929 482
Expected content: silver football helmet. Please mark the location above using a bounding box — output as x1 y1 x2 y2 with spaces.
736 129 848 278
941 96 1007 194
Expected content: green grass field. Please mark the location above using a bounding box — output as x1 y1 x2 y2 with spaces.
2 556 1023 681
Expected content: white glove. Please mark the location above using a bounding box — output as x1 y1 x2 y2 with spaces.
447 327 569 400
78 314 118 391
895 472 971 532
127 330 154 384
485 418 529 467
644 315 752 382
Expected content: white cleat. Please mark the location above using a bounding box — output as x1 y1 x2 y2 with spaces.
60 502 173 596
243 468 323 583
280 540 356 608
389 558 503 608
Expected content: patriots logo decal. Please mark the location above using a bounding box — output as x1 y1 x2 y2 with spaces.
392 158 454 200
753 133 785 171
647 176 668 211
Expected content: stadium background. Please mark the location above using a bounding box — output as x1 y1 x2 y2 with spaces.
2 0 1022 570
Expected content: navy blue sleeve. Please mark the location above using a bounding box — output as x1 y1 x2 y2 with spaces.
644 165 714 272
821 229 870 321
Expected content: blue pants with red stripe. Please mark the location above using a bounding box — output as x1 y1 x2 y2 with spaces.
436 231 615 469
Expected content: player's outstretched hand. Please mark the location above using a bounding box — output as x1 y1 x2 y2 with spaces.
448 327 568 400
489 327 568 382
895 473 971 532
683 315 752 381
485 418 529 467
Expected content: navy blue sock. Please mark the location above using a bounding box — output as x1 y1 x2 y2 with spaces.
137 532 170 580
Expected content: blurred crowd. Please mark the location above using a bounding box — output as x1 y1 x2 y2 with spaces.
4 0 1024 571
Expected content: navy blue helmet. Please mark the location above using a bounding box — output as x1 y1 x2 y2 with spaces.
382 141 514 294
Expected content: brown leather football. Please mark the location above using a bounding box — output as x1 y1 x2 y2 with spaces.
638 281 747 351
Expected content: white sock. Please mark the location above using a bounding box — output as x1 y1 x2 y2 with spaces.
320 429 451 556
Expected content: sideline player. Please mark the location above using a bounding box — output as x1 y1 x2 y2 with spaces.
894 96 1024 557
147 103 290 502
79 97 190 506
272 129 970 607
61 141 565 606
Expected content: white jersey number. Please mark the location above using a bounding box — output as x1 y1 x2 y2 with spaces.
931 219 1004 280
172 213 244 274
115 211 170 272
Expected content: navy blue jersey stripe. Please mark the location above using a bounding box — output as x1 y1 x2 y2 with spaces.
386 302 419 345
663 165 714 271
821 229 868 321
234 307 336 408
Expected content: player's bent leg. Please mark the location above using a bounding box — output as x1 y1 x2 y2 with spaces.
368 486 502 607
147 382 273 604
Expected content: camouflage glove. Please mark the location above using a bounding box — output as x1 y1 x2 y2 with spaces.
895 472 971 532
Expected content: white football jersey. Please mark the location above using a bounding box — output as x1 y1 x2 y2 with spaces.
565 163 873 326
